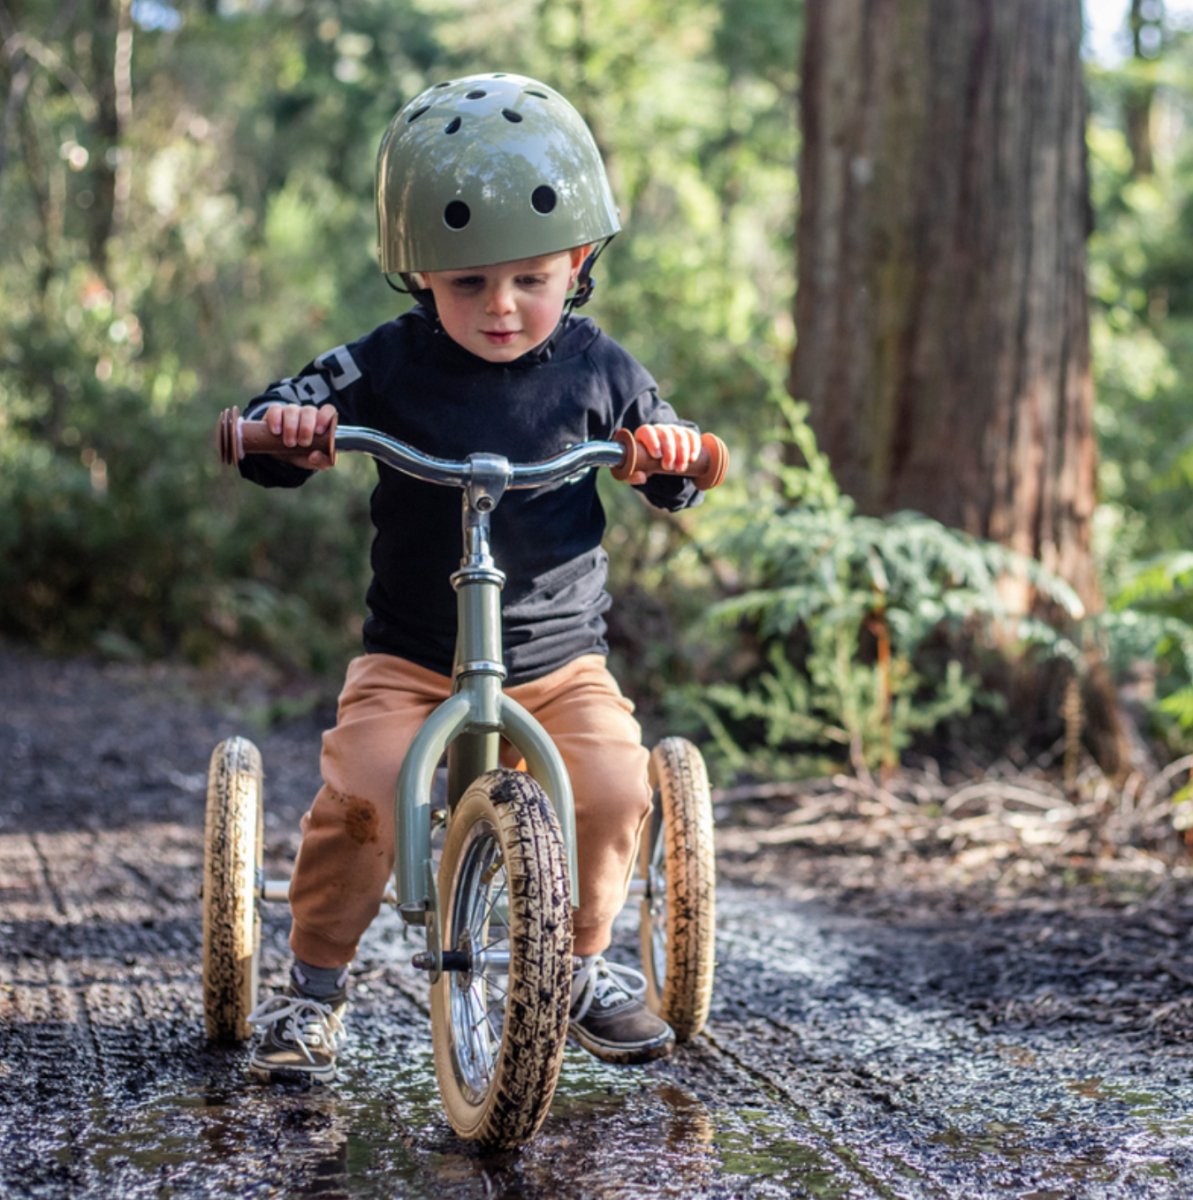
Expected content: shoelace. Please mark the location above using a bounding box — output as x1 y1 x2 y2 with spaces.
247 995 347 1065
570 955 648 1022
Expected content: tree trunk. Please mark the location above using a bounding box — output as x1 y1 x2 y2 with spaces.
85 0 133 279
1124 0 1157 177
87 0 119 274
793 0 1098 604
793 0 1126 770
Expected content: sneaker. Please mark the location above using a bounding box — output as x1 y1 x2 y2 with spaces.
569 955 675 1065
247 973 348 1083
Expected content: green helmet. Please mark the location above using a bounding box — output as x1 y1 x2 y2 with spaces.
376 73 621 274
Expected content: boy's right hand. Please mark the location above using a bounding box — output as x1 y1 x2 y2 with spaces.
262 403 338 470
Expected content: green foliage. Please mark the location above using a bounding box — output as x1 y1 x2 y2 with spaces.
678 390 1085 781
1098 552 1193 739
1085 19 1193 753
6 0 1192 783
1087 38 1193 540
0 314 374 669
0 0 796 677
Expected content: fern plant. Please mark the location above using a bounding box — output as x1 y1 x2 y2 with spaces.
1100 552 1193 742
684 393 1087 780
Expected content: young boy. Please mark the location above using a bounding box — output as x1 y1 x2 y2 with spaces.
241 72 705 1080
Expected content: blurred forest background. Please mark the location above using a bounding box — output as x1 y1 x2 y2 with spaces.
4 0 1193 793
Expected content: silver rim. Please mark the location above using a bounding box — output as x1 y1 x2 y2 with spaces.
646 818 668 989
446 820 512 1102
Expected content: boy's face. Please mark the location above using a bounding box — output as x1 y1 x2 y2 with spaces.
418 246 589 363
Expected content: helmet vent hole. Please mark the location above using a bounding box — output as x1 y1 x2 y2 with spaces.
444 200 471 230
525 89 549 99
531 186 557 215
502 108 523 123
406 105 430 123
465 89 487 100
444 117 462 134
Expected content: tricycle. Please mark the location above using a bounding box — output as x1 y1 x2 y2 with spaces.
202 408 725 1148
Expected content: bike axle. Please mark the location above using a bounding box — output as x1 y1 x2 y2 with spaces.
412 950 472 972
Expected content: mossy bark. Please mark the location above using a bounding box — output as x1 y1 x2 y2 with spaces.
793 0 1128 773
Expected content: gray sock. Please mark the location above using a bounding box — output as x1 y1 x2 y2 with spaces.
291 960 349 999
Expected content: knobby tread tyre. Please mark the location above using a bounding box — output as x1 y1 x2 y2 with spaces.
202 736 263 1043
639 737 716 1041
431 769 573 1149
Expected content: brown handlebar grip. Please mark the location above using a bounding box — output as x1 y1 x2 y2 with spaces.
216 406 337 466
610 428 728 491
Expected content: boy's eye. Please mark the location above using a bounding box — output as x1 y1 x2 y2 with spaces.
451 276 484 289
517 275 548 287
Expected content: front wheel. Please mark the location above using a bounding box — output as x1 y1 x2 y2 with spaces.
639 738 716 1041
431 769 573 1149
202 736 263 1042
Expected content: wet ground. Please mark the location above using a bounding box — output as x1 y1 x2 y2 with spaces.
3 646 1193 1198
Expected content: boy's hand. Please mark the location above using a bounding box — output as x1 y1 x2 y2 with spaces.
263 402 338 470
625 424 702 485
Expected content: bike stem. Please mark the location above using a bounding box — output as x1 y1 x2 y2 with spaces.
447 455 511 805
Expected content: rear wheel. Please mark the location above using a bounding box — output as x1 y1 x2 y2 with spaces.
203 736 263 1043
431 769 573 1149
639 737 716 1041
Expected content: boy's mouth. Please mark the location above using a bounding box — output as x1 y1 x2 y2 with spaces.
482 329 519 345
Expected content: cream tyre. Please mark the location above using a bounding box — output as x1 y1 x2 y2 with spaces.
639 737 716 1041
431 770 573 1149
202 736 263 1042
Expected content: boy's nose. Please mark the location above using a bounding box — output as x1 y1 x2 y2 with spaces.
485 283 516 315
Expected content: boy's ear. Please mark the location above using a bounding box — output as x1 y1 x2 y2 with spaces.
568 244 591 287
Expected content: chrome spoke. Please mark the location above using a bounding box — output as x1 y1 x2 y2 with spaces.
648 822 668 987
445 819 514 1103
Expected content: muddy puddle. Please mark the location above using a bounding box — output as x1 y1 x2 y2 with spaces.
5 884 1192 1199
3 649 1193 1197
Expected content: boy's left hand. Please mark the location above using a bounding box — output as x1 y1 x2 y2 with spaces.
626 424 702 485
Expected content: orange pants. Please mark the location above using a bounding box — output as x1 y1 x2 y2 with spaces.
289 653 652 965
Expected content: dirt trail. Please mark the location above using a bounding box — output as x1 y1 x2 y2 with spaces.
2 647 1192 1198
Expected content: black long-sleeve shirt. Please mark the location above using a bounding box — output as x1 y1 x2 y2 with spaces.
240 307 700 683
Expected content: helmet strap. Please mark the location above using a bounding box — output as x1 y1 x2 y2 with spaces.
569 239 610 311
386 271 440 321
514 238 612 363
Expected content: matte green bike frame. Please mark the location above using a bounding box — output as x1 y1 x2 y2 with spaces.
392 453 580 931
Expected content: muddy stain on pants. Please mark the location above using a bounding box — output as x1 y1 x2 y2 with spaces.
288 653 652 966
